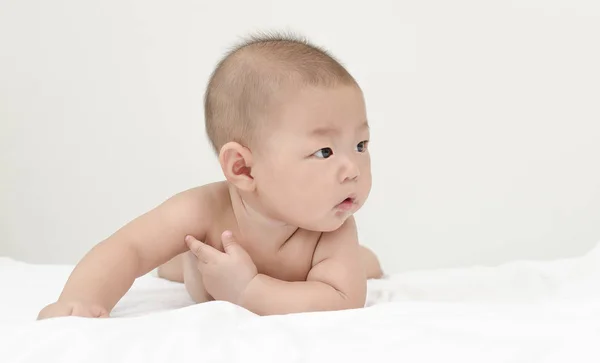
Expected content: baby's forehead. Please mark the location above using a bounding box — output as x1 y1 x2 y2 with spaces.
266 86 367 130
266 117 368 142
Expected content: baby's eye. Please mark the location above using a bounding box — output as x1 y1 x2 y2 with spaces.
356 140 369 153
313 147 334 159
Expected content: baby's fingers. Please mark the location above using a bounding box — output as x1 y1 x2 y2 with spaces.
70 303 106 318
91 305 109 318
185 235 222 264
37 303 72 320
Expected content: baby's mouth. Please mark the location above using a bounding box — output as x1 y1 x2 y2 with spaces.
336 196 356 211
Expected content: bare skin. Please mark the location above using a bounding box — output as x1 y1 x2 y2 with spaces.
157 183 383 304
37 84 383 319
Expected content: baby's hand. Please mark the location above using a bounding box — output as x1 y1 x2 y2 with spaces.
37 301 109 320
185 231 257 305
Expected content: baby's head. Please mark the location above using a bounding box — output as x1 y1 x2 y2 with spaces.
204 32 371 232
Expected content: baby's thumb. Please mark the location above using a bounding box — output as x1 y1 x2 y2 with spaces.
221 231 240 255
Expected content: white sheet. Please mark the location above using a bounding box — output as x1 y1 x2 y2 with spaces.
1 243 600 363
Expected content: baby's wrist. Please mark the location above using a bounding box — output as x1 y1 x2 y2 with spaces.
237 273 261 308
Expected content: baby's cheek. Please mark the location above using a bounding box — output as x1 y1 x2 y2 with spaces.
296 169 319 185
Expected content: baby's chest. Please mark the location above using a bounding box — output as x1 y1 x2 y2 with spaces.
253 250 311 282
248 233 321 283
205 228 321 282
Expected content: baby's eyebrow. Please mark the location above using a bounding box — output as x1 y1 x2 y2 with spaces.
309 121 369 136
310 126 339 136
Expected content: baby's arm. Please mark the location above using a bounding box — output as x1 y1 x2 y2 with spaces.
239 217 367 315
38 188 208 319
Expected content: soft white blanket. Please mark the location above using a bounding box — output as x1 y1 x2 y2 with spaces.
1 243 600 363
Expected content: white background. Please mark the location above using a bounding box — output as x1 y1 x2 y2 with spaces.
1 0 599 273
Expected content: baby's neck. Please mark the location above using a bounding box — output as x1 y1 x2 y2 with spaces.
227 184 298 250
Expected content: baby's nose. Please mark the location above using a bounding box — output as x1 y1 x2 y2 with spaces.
340 158 360 183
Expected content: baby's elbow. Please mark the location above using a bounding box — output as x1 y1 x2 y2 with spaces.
346 295 367 310
333 289 366 311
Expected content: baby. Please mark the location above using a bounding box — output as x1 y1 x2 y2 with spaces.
37 33 383 319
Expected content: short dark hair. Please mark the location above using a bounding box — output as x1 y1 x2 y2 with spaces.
204 31 358 154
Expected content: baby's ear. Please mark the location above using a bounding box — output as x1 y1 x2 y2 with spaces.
218 142 255 191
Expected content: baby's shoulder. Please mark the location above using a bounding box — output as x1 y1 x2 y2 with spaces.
176 181 228 203
162 181 229 220
314 217 359 251
309 217 360 268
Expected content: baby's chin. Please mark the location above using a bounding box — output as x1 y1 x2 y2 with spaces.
301 213 353 233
